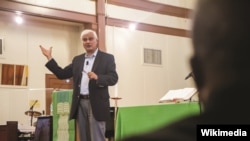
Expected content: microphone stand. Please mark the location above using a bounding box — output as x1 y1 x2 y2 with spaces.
185 72 193 80
184 72 202 114
29 100 37 126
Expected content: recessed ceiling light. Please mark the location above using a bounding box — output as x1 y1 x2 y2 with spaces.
15 16 23 24
129 23 136 31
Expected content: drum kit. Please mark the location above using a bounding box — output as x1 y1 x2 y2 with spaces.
24 100 42 126
19 109 41 140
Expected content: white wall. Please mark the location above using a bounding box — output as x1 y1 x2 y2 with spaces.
106 5 191 30
0 13 82 125
149 0 197 9
0 0 197 125
106 27 195 107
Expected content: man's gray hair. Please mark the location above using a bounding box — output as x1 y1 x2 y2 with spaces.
80 29 98 40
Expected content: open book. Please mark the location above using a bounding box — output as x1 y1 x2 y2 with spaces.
159 87 197 103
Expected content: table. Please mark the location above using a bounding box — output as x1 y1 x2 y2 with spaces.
115 102 200 140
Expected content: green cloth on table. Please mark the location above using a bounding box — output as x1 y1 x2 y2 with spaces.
115 102 200 140
52 90 75 141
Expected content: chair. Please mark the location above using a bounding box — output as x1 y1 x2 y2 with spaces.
0 121 18 141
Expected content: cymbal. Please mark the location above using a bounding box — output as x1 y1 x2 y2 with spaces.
110 97 122 100
25 110 41 118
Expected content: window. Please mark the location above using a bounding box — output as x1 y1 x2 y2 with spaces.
0 64 28 86
0 38 4 57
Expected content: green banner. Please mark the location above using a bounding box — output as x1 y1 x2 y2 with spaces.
52 90 75 141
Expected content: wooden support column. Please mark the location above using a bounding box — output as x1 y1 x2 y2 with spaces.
85 23 98 31
96 0 106 52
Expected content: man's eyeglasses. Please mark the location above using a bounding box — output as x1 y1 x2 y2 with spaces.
83 37 94 42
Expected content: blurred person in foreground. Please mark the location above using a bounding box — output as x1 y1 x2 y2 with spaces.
121 0 250 140
40 29 118 141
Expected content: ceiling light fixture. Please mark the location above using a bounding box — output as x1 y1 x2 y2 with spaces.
15 16 23 24
14 11 24 24
129 23 137 31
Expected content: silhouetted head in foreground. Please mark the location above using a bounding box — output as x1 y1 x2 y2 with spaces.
121 1 250 141
191 0 250 113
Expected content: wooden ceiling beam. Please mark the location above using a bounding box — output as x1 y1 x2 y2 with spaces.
107 0 192 18
0 0 96 24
